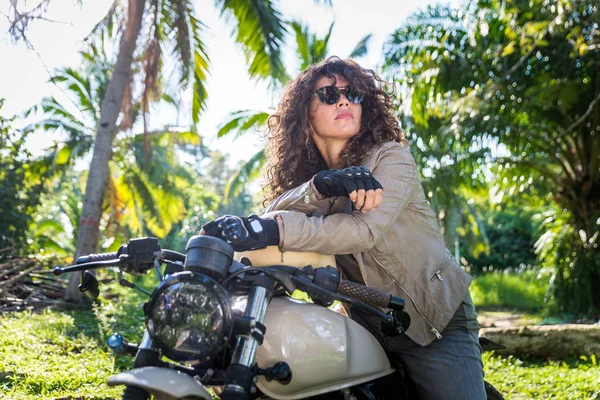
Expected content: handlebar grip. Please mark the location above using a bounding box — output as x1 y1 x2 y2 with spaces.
76 252 119 264
338 279 391 309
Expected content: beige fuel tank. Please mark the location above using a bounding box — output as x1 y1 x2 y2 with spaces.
234 246 335 269
255 297 393 399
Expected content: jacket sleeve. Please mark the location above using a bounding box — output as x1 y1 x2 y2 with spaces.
261 178 334 216
276 143 420 254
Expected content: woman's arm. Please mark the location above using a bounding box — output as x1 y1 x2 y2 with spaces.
261 178 334 216
276 143 419 254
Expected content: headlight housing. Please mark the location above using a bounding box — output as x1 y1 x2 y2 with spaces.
144 271 232 363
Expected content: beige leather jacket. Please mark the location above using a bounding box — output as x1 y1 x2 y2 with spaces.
262 141 472 346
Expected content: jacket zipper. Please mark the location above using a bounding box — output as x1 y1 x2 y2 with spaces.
370 252 443 340
430 271 444 281
430 258 454 282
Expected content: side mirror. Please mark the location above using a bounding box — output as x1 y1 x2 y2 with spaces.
79 270 100 299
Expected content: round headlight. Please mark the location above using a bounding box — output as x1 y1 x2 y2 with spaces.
144 271 232 363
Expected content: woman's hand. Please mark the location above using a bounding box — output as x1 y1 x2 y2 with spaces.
200 214 280 251
314 166 383 213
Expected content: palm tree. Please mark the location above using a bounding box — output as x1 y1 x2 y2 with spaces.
28 52 199 290
217 20 372 201
58 0 289 299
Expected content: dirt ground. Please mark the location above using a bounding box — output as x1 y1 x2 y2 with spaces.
477 310 543 328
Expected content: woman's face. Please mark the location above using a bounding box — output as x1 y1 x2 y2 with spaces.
308 74 362 144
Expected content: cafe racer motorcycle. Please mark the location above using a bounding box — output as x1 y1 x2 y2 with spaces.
54 236 504 400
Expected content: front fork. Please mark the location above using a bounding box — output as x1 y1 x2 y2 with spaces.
221 277 273 400
132 330 159 368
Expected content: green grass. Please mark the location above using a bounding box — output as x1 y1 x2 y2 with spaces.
484 352 600 399
1 272 598 399
0 282 147 400
471 269 550 310
0 309 126 399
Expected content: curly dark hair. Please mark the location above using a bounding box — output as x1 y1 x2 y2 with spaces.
264 56 404 204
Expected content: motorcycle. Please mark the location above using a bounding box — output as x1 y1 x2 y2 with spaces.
53 236 504 400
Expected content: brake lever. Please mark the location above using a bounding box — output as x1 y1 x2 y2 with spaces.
53 257 127 276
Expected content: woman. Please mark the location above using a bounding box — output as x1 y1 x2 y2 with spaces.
202 56 485 399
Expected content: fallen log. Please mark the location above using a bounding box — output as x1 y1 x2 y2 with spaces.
480 324 600 359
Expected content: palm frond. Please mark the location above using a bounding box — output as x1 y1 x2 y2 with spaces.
164 0 191 84
224 149 265 202
216 0 288 84
142 0 162 124
51 68 96 117
160 128 202 146
217 109 270 140
348 33 372 59
35 219 66 233
189 13 210 124
290 20 311 70
159 0 209 124
38 97 86 126
309 22 333 66
87 0 122 40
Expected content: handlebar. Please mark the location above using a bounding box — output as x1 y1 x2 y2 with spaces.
76 252 119 264
55 238 409 334
338 279 390 308
338 278 406 312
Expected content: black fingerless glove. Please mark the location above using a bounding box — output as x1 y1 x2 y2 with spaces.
201 214 279 252
314 166 383 197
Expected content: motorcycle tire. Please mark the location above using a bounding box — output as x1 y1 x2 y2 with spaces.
485 380 504 400
122 385 150 400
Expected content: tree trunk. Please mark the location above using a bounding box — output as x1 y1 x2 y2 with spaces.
444 205 460 262
65 0 145 300
480 324 600 359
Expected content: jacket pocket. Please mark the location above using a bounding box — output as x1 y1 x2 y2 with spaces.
429 257 454 282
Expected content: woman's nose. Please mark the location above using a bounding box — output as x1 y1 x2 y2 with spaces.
337 94 350 106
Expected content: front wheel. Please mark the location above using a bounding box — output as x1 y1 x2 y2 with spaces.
122 385 150 400
485 381 504 400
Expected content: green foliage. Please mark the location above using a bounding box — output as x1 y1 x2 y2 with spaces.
216 0 288 84
471 269 550 310
483 353 600 399
29 186 82 257
162 151 254 251
88 0 288 127
464 200 539 273
0 101 46 258
383 0 600 314
29 58 204 246
223 149 266 201
290 20 334 70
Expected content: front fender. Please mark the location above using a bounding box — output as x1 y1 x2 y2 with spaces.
108 366 212 400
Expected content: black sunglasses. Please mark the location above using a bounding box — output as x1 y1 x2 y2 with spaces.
313 85 364 105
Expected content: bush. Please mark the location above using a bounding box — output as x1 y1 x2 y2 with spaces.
471 268 550 310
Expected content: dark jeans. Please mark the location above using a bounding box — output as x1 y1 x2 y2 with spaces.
352 311 486 400
383 329 486 400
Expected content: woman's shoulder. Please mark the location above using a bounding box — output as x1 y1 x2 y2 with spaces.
364 140 412 165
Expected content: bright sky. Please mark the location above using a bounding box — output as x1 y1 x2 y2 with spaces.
0 0 443 163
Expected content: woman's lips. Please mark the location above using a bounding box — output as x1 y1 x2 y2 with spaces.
335 112 353 120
